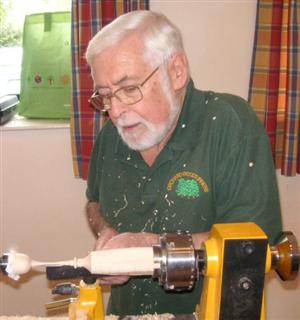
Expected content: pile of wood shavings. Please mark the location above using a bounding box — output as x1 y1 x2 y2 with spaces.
0 317 68 320
0 314 175 320
119 314 174 320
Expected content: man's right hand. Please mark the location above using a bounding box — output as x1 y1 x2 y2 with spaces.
94 226 118 250
94 226 130 285
86 201 128 284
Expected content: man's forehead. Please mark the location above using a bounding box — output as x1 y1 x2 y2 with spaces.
99 33 144 60
92 52 149 88
97 47 145 69
94 72 139 91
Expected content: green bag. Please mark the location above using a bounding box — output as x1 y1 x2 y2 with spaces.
18 12 71 119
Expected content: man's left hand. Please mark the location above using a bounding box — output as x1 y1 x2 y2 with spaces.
102 232 159 249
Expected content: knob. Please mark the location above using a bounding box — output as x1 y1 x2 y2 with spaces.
271 231 300 280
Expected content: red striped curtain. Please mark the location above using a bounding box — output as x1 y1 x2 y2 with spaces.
248 0 300 176
70 0 149 179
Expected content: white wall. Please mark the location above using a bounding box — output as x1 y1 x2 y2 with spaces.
269 174 300 319
150 0 256 99
0 124 93 316
0 1 299 319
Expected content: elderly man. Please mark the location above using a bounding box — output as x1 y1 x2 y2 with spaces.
85 10 282 316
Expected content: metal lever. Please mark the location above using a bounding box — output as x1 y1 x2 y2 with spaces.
52 282 79 295
46 283 79 310
45 297 77 310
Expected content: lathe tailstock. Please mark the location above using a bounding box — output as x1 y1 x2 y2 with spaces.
1 222 299 320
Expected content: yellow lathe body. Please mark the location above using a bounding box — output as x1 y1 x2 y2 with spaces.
68 279 104 320
196 223 271 320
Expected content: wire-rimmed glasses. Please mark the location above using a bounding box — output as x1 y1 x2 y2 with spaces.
89 66 160 112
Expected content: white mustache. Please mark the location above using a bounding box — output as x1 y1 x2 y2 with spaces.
116 115 145 128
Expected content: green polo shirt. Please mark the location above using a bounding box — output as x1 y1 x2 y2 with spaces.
86 79 282 316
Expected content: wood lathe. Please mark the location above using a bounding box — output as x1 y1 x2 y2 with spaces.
0 222 299 320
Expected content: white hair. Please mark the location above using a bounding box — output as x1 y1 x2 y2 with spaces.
85 10 188 69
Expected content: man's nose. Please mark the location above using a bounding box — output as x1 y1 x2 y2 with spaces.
108 96 128 118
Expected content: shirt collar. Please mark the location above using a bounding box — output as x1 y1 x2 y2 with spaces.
167 79 204 151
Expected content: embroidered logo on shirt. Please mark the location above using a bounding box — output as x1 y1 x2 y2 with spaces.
167 171 209 199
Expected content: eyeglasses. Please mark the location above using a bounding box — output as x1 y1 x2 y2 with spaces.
89 66 160 112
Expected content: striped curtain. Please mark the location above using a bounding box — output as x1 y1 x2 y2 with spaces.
248 0 300 176
70 0 149 179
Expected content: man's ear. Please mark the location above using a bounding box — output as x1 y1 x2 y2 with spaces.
168 53 189 91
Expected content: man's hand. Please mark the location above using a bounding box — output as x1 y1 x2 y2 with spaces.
93 225 124 285
86 201 126 284
95 226 118 250
102 231 208 250
96 232 159 286
102 232 160 249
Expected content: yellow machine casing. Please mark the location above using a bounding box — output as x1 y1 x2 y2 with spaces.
196 222 272 320
69 279 105 320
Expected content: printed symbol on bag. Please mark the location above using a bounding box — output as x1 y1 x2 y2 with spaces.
60 74 70 85
47 75 54 85
34 75 42 84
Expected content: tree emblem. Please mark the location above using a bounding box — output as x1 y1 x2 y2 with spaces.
175 178 200 198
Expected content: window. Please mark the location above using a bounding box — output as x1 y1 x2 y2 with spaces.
0 0 70 97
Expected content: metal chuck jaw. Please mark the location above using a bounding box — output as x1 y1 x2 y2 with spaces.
153 231 199 291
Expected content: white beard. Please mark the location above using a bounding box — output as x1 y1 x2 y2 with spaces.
115 96 181 151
